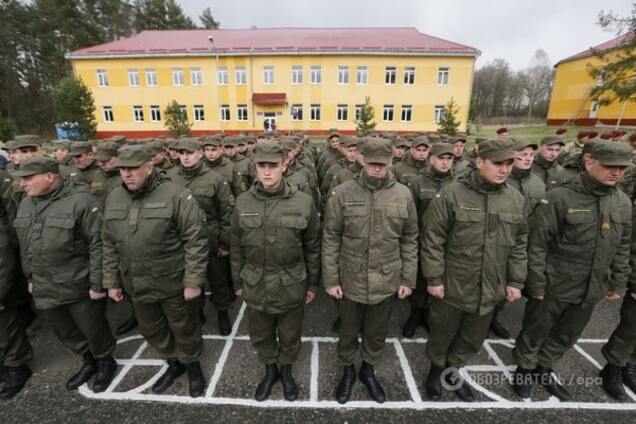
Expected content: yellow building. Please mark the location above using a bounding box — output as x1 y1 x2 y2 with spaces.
67 28 479 138
547 33 636 126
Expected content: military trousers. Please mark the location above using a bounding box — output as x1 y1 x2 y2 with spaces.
338 295 394 366
132 293 203 364
246 304 303 365
408 270 431 310
39 298 115 359
513 297 595 370
426 299 494 368
0 306 33 367
207 255 235 311
602 293 636 367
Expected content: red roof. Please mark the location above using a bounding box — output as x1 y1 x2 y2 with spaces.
556 32 635 66
252 93 286 105
68 27 479 58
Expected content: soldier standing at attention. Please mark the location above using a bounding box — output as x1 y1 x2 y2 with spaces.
13 156 117 393
67 142 102 187
202 137 233 184
421 139 527 402
390 138 408 163
392 136 431 185
323 138 418 404
512 142 632 401
92 141 123 208
231 142 320 402
103 145 209 397
531 136 565 190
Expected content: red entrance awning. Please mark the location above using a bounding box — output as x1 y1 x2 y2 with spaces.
252 93 287 105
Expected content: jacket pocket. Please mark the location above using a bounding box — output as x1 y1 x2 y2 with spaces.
450 209 484 247
497 212 523 247
384 205 408 239
562 211 595 244
343 205 368 237
43 215 76 254
279 262 307 305
277 215 307 250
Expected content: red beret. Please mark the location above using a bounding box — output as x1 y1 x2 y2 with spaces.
588 131 599 138
576 131 588 139
496 127 508 134
600 132 612 140
555 128 567 135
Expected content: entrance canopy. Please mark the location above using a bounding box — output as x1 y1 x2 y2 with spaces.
252 93 286 105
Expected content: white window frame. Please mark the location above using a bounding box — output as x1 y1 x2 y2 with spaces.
383 105 394 122
235 68 247 85
355 104 364 121
217 67 228 85
385 67 396 85
401 105 412 122
337 104 348 121
150 105 161 122
404 67 415 85
96 69 108 87
434 105 445 123
179 105 188 119
237 105 248 121
437 67 449 86
291 66 303 85
263 66 274 85
310 104 321 121
337 66 349 85
193 105 205 121
191 68 203 86
356 66 368 85
291 104 303 121
128 69 140 87
220 104 230 121
133 105 144 122
145 68 158 86
102 106 113 122
172 68 184 86
310 66 322 85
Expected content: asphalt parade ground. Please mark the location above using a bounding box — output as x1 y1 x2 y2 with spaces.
2 289 635 424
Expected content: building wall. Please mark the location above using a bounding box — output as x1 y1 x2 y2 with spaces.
71 54 476 137
546 52 636 126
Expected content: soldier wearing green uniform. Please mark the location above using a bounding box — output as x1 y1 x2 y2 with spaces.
390 138 408 163
323 138 419 404
531 136 565 191
512 142 632 402
103 145 208 397
231 142 320 402
148 140 176 172
92 141 122 208
202 137 233 184
421 139 528 402
392 136 431 185
328 138 364 193
67 142 103 187
402 143 455 338
13 156 117 394
53 141 73 178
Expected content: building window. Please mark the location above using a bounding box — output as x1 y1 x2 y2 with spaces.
145 69 158 86
150 105 161 122
291 66 303 84
383 105 394 121
291 104 303 120
217 67 228 85
191 68 203 86
434 105 445 123
310 66 321 84
310 104 321 121
404 66 415 85
355 104 364 121
401 105 412 122
237 105 248 121
437 67 449 86
385 67 396 84
133 105 144 122
96 69 108 87
128 69 139 87
235 68 247 85
337 104 348 121
220 104 230 121
194 105 205 121
338 66 349 85
263 66 274 84
172 68 184 86
103 106 113 122
356 66 368 85
179 105 188 119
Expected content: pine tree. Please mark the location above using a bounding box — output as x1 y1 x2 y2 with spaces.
356 96 376 135
164 100 192 137
199 7 219 29
52 77 97 139
438 97 461 135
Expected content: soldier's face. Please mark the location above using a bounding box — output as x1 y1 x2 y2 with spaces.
430 154 453 173
178 149 204 168
453 142 465 157
223 145 236 158
410 145 430 161
54 148 69 162
255 161 286 189
585 159 626 186
99 157 118 172
237 143 248 154
168 148 179 160
11 147 41 165
247 142 256 152
344 146 358 163
120 163 153 191
20 173 59 197
73 152 95 170
514 147 536 170
476 158 513 185
204 145 223 161
538 144 563 162
151 152 165 166
364 162 389 178
392 146 406 158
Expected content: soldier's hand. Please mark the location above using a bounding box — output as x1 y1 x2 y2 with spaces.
305 290 316 304
398 285 413 299
631 292 636 300
505 286 522 302
235 289 243 297
27 281 33 294
326 285 343 300
216 248 230 258
184 287 202 301
605 291 621 301
534 295 544 300
89 289 107 300
108 288 124 303
427 285 444 299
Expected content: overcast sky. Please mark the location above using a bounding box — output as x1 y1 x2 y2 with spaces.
179 0 631 69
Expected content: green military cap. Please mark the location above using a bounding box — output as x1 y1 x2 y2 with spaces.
439 134 450 142
11 134 42 150
427 134 441 144
201 136 222 147
430 143 455 157
11 156 59 177
52 140 71 150
252 142 285 163
512 138 538 151
342 138 359 148
582 139 603 155
108 135 127 145
176 138 203 152
117 145 151 168
69 141 93 157
165 138 178 149
381 132 396 139
451 135 467 144
327 131 341 141
279 137 298 152
236 136 248 146
540 135 566 146
94 141 119 161
412 136 431 148
147 140 165 155
391 138 408 148
590 141 632 167
222 137 237 147
477 139 516 162
361 138 392 165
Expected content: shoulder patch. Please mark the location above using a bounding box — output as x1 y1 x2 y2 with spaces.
91 206 100 213
187 194 193 200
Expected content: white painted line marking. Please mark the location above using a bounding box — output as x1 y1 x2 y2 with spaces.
309 340 319 402
126 364 168 395
483 340 513 382
460 368 508 403
107 341 148 393
573 344 603 370
390 339 422 403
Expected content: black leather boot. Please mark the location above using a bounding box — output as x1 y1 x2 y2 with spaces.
600 364 628 401
254 364 279 401
445 368 474 402
66 351 97 390
402 307 422 338
489 317 511 339
217 310 231 336
186 361 205 397
280 364 298 401
116 314 138 336
535 366 571 401
512 366 534 399
336 364 356 404
0 365 32 400
425 364 444 400
152 359 186 393
359 361 386 403
93 356 117 393
623 363 636 393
